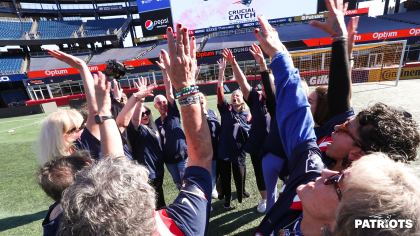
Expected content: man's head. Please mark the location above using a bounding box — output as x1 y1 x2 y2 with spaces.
323 153 420 235
37 152 92 202
326 103 420 163
154 95 168 116
59 156 156 236
298 153 420 235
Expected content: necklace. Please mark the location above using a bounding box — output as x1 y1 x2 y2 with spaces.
278 216 302 236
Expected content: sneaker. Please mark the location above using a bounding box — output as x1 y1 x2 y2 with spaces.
212 188 218 199
224 196 233 209
257 199 267 213
243 191 251 198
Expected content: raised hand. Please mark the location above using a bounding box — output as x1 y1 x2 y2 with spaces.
47 49 86 70
250 43 265 65
222 49 236 65
93 72 112 115
309 0 348 38
347 16 359 57
161 23 197 90
133 77 157 98
156 53 166 72
254 15 287 58
217 58 226 72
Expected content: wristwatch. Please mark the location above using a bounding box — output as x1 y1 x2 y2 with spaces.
133 94 145 102
94 115 114 124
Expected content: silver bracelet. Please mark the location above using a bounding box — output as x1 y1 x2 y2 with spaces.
179 94 201 106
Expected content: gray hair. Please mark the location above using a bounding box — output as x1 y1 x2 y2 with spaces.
59 155 156 236
323 152 420 236
153 94 167 104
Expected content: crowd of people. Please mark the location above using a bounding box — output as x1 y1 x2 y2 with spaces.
35 0 420 235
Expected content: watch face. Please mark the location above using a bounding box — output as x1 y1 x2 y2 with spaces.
95 115 102 124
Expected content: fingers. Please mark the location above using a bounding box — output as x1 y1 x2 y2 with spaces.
176 23 184 56
257 15 271 34
325 0 334 13
343 2 349 13
161 49 171 72
190 36 196 60
182 27 190 56
166 27 176 59
93 73 99 87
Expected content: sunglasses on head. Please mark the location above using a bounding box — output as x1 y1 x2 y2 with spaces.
67 122 85 134
156 101 167 105
323 171 344 201
336 119 363 150
142 110 151 117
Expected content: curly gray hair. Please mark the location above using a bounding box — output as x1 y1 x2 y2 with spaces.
59 155 156 236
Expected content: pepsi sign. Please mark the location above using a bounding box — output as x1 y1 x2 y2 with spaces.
140 8 173 37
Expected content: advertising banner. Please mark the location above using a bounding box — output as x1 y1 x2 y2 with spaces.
0 74 26 83
27 59 153 79
303 27 420 46
136 0 171 13
344 8 369 16
171 0 317 31
400 66 420 79
98 5 123 11
140 8 174 38
300 69 369 86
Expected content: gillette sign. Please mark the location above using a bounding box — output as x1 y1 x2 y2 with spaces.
140 8 173 37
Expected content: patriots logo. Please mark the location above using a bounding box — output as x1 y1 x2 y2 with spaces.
305 150 323 173
233 0 252 7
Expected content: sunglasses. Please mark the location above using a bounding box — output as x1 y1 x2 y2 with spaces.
335 119 363 150
142 110 151 117
323 171 344 201
67 122 85 134
156 101 167 105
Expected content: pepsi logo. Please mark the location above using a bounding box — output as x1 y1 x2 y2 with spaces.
145 20 153 30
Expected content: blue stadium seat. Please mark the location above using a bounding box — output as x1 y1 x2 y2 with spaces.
84 18 127 37
0 55 24 74
0 20 32 40
36 20 82 39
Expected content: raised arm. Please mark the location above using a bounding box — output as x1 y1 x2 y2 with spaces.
222 49 251 100
250 43 275 103
347 16 359 101
156 54 175 106
112 79 122 101
309 1 355 118
115 77 156 131
217 58 226 106
93 72 124 157
254 15 315 158
161 24 212 172
47 50 100 139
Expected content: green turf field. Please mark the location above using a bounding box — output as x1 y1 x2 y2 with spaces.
1 79 420 236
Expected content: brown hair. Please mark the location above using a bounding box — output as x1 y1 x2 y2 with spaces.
313 86 329 127
37 152 92 202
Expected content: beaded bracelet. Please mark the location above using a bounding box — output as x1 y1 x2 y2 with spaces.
175 85 198 95
176 89 199 99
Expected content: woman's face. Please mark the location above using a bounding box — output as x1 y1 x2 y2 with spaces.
231 91 244 106
199 93 207 110
141 107 150 125
308 91 318 117
63 122 84 143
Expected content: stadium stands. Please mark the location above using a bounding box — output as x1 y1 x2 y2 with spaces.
0 54 24 74
0 20 32 40
36 20 82 39
378 11 420 25
84 18 127 37
29 54 89 71
87 44 156 65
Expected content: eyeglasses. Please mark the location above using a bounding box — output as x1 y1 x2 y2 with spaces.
67 123 85 134
335 119 363 149
156 101 167 105
323 171 344 201
142 110 151 117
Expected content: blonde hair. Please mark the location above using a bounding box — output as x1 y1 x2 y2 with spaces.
231 90 248 113
323 153 420 236
38 110 84 166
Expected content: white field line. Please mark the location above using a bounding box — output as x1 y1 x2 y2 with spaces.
0 117 44 124
0 120 43 133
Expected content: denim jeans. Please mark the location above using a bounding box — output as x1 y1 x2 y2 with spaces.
166 157 188 190
262 152 285 214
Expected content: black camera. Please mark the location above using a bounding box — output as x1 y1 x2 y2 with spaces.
105 60 134 81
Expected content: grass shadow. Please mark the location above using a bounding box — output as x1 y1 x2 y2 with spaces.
0 210 48 232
